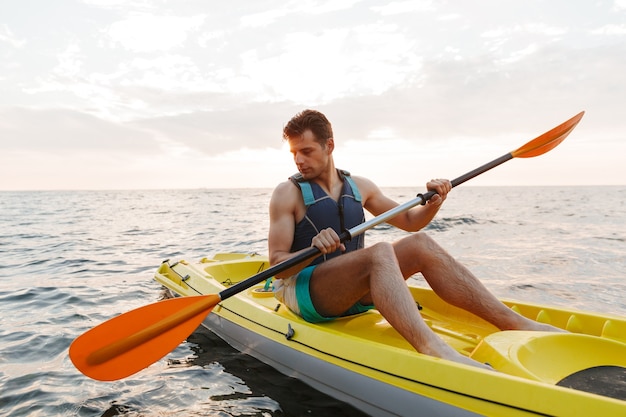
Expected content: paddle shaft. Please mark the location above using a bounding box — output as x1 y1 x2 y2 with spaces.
219 152 514 301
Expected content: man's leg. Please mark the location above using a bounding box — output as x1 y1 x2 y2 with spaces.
392 233 559 332
308 242 492 368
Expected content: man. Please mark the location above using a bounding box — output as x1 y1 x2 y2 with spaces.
268 109 556 369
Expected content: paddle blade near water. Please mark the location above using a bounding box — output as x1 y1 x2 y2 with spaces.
69 294 220 381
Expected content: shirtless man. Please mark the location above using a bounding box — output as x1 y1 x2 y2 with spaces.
268 109 555 368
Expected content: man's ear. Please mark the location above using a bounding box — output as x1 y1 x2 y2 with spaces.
326 138 334 153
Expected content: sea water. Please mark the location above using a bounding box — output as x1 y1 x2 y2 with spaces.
0 186 624 416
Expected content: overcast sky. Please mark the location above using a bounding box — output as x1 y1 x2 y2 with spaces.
1 0 625 190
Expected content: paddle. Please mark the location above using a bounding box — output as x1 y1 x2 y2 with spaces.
70 111 585 381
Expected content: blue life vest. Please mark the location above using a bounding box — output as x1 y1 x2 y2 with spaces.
289 169 365 265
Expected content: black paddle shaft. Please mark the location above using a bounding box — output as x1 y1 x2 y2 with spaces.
419 153 513 202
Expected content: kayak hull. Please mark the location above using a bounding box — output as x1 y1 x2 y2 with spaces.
155 253 626 417
204 311 477 417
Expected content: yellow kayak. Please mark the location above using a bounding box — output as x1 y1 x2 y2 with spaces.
155 252 626 417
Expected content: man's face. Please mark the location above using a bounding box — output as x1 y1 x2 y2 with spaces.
288 130 332 180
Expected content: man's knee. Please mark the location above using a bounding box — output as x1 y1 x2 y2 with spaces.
368 241 397 263
398 232 436 252
392 233 442 274
412 231 435 244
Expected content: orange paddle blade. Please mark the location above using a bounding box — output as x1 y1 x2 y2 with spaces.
511 111 584 158
69 294 220 381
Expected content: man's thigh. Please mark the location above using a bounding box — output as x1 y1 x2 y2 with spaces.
307 247 377 316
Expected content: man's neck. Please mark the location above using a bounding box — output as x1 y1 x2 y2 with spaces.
312 163 343 201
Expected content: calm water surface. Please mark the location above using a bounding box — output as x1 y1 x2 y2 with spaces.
1 186 625 416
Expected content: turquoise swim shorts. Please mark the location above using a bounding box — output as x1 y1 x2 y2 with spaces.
295 265 375 323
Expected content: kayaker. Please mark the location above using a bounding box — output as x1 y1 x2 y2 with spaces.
268 109 559 369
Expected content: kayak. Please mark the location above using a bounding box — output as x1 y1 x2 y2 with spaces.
154 252 626 417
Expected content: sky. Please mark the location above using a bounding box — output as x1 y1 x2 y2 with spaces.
1 0 625 191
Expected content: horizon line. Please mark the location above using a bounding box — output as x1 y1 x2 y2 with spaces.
2 184 625 193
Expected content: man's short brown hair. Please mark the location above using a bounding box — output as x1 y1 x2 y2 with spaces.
283 109 333 147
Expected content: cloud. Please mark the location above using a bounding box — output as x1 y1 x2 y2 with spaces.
55 44 84 78
0 107 159 153
237 22 421 104
10 39 621 159
240 7 291 28
105 14 206 52
591 24 626 35
128 101 300 154
316 41 626 147
372 0 435 15
0 24 26 48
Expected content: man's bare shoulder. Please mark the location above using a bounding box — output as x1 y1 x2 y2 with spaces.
272 179 298 196
270 179 307 223
351 175 399 215
351 175 383 200
270 180 300 206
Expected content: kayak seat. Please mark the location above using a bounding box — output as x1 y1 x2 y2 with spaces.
469 331 626 385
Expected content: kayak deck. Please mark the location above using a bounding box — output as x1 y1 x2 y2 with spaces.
155 252 626 416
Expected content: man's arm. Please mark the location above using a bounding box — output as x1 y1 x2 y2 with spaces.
267 181 317 278
268 181 298 274
356 176 450 232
